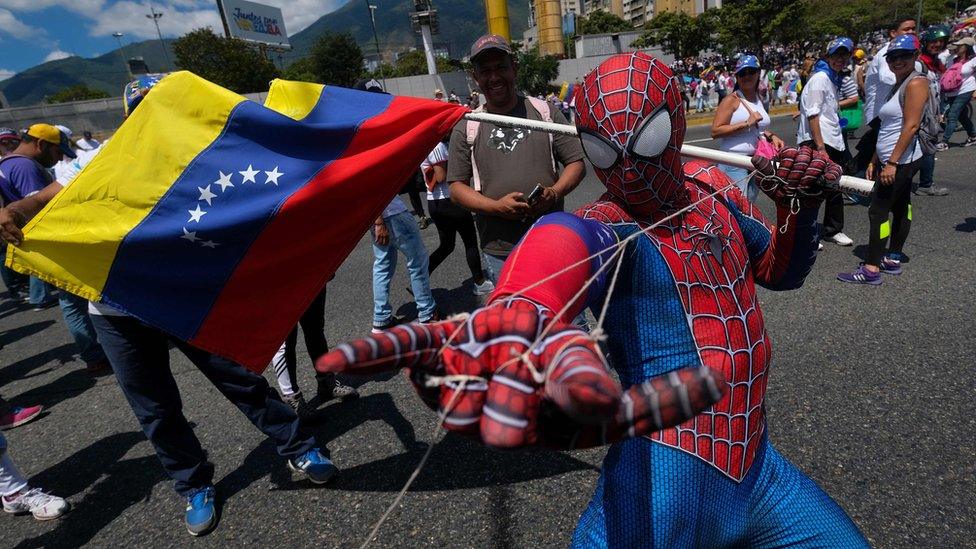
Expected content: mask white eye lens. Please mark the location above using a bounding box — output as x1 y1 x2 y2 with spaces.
630 109 673 159
580 131 620 170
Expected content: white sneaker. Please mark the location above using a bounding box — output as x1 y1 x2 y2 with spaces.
472 279 495 296
3 487 68 520
826 232 853 246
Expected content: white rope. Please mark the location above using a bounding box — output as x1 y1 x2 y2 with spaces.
359 377 476 549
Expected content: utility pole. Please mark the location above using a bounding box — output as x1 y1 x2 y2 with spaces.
366 1 386 89
146 6 172 71
917 0 923 28
112 32 132 80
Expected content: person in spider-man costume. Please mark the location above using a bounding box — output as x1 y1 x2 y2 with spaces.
318 52 869 547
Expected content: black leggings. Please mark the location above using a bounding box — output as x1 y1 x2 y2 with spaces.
427 198 482 280
867 160 919 266
281 288 330 392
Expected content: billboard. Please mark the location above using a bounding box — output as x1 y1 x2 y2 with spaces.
217 0 291 50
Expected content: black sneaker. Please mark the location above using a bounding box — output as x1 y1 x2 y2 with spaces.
318 378 359 402
964 137 976 147
371 316 403 334
282 391 312 418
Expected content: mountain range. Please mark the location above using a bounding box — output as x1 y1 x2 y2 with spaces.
0 0 530 107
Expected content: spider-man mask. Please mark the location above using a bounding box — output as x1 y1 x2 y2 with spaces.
574 52 686 215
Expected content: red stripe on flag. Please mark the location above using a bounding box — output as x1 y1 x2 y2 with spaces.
190 97 466 371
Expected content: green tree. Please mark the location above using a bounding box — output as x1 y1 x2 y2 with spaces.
389 50 456 77
45 84 110 104
576 10 633 35
310 33 364 87
282 57 318 82
633 11 715 60
172 28 278 93
516 47 560 95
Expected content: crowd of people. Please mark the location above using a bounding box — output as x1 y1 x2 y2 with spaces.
0 15 971 541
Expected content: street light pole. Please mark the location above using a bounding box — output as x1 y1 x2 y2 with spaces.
365 1 386 89
112 32 132 80
146 6 172 71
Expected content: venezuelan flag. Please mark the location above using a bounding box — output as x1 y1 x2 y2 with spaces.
7 72 466 371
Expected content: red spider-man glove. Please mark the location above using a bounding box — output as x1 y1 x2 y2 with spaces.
751 145 843 209
316 297 726 450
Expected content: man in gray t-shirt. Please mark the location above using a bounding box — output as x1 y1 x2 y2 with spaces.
447 34 585 280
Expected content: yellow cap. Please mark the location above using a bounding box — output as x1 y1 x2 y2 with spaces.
26 123 76 159
854 49 866 60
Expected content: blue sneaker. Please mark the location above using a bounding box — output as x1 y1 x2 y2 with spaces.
288 448 337 485
184 486 216 536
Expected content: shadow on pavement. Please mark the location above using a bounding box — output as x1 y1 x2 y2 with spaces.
0 320 55 347
15 431 163 549
327 432 598 492
11 369 97 412
0 343 76 389
955 217 976 233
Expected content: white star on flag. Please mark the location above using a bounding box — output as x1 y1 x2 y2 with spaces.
201 240 219 248
214 171 234 192
198 184 217 205
264 166 283 186
181 227 200 242
239 165 259 184
187 204 207 223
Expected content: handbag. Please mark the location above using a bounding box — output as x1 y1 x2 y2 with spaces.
735 92 777 159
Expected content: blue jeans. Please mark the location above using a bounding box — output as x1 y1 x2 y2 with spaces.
58 292 106 364
942 91 976 142
720 165 759 203
28 276 53 305
372 211 435 324
91 314 315 497
918 152 935 188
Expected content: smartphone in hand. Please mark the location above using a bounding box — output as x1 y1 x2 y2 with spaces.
526 184 545 206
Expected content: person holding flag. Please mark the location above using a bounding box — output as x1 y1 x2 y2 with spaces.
0 70 466 537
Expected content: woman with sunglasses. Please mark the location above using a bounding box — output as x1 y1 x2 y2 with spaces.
710 54 785 202
838 35 927 285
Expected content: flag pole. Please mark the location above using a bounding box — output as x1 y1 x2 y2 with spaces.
462 112 874 197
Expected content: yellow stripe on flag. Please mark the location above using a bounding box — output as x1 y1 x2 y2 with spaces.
879 220 891 240
6 71 246 301
265 79 326 121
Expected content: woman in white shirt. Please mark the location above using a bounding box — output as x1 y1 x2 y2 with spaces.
710 54 785 202
838 35 927 286
798 37 856 247
939 36 976 148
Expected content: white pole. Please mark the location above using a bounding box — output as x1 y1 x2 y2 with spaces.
462 112 875 197
420 24 437 76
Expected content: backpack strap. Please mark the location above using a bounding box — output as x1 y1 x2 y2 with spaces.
466 105 483 191
525 95 557 174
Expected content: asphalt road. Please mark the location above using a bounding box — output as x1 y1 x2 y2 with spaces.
1 115 974 548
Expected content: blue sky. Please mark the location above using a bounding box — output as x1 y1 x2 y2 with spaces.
0 0 348 80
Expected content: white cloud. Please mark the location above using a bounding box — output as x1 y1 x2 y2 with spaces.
0 8 44 40
86 1 222 40
0 69 15 82
43 49 73 62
